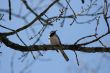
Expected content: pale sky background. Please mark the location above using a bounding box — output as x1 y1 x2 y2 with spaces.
0 0 110 73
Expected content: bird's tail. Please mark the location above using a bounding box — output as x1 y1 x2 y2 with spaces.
60 49 69 61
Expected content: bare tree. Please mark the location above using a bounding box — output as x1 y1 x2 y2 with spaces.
0 0 110 73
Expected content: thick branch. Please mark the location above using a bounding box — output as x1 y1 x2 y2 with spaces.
1 36 110 53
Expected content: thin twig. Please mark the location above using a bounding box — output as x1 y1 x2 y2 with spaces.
74 34 97 45
79 31 110 46
16 33 36 59
8 0 12 20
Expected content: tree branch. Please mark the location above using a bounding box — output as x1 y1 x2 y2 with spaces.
0 35 110 53
0 0 59 36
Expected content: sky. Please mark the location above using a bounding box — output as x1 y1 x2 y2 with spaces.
0 0 110 73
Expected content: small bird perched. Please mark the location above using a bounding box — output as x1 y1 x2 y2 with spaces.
49 30 69 61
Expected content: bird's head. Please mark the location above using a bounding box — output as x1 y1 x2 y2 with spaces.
49 30 57 37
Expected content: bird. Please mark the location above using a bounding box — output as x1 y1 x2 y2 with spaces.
49 30 69 61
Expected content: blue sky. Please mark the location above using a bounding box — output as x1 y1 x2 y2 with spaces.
0 0 110 73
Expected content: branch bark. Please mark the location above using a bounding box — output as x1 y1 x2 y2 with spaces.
1 35 110 53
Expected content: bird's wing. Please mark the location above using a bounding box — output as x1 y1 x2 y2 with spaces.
55 34 62 45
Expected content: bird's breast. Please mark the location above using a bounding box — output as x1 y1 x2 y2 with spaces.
50 36 61 45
